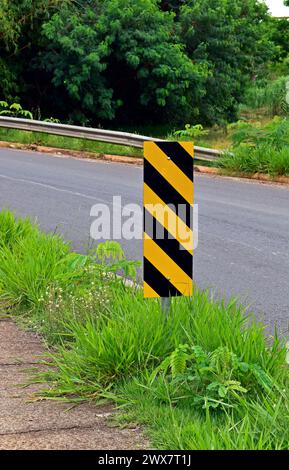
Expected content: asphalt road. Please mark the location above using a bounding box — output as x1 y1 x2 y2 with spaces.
0 148 289 334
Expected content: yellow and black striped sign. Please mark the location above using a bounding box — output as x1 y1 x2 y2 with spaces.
143 141 194 298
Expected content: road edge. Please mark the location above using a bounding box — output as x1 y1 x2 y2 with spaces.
1 140 289 186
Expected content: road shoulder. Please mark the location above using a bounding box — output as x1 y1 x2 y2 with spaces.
0 318 147 450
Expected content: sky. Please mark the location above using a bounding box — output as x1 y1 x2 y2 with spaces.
265 0 289 16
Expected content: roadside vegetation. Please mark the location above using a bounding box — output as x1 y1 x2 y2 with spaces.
1 2 289 178
218 118 289 177
0 128 143 158
0 1 274 127
241 76 289 119
0 210 288 450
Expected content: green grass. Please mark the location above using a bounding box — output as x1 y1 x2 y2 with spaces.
218 118 289 177
0 127 220 169
0 209 288 450
0 128 143 158
219 145 289 177
241 75 289 119
115 378 289 450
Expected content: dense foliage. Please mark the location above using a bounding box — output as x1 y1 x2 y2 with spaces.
0 0 283 126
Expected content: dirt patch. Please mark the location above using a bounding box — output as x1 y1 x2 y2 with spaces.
0 319 148 450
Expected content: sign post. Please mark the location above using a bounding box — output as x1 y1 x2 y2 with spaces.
143 141 194 304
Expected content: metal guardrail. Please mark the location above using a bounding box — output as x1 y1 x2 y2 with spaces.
0 116 222 162
194 146 223 162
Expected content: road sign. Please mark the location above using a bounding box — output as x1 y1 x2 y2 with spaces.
143 141 194 298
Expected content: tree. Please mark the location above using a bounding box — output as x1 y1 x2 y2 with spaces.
179 0 274 124
0 0 64 101
0 0 277 126
39 0 207 124
268 17 289 61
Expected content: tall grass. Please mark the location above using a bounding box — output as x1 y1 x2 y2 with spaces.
0 209 37 250
0 232 71 306
39 288 287 394
116 379 289 450
242 76 289 117
220 145 289 176
0 210 118 309
219 118 289 176
36 286 288 450
0 210 288 450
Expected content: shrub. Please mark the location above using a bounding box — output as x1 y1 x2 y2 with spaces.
171 124 209 141
0 101 33 119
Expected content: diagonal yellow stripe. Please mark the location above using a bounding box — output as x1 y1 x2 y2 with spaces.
144 234 193 296
143 281 160 299
144 183 193 254
179 142 194 202
144 142 193 205
179 141 194 158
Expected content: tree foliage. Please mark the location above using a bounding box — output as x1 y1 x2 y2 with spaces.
268 17 289 62
0 0 278 126
39 0 206 124
0 0 64 101
179 0 274 124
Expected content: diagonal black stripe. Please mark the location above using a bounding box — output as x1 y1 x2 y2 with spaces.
144 209 193 279
144 258 183 297
156 142 194 182
144 160 192 227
